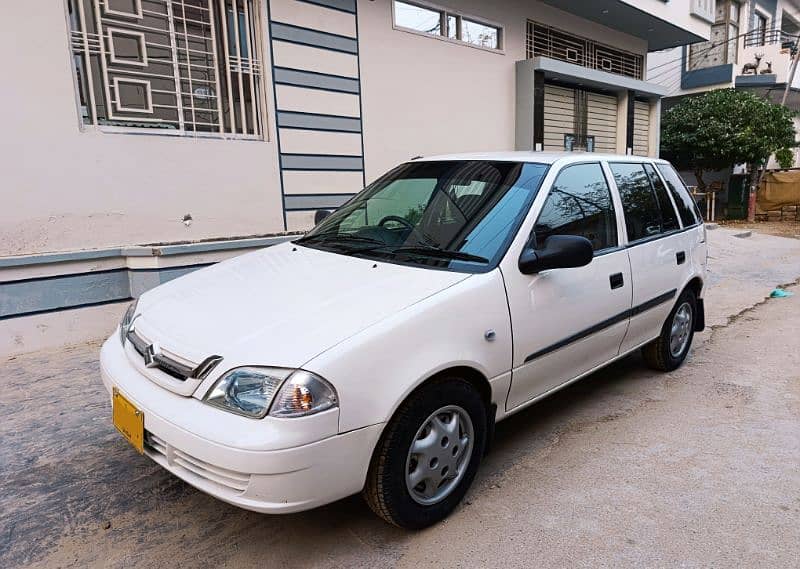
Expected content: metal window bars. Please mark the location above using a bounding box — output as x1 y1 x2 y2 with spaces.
526 21 644 80
68 0 265 138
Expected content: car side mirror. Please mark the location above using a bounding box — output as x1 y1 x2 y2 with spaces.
314 209 332 225
518 235 594 274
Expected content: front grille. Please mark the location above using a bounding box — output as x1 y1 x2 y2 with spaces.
144 431 251 493
127 328 221 381
145 431 168 456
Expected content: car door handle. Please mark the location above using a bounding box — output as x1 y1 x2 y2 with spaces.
676 251 686 265
609 272 624 289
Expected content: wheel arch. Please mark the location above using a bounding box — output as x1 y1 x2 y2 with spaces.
371 365 496 462
682 276 705 331
684 275 704 299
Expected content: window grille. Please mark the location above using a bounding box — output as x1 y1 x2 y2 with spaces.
526 20 644 80
67 0 266 138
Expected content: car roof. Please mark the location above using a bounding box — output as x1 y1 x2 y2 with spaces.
413 151 669 166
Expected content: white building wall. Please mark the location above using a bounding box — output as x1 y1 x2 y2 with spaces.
358 0 648 184
0 2 285 257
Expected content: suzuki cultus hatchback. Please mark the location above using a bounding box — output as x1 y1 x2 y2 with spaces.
101 153 707 528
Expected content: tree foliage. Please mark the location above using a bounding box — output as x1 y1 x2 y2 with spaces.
661 89 796 188
775 147 795 169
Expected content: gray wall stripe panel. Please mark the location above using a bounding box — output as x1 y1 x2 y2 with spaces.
274 67 360 93
276 111 361 132
1 270 131 318
281 154 364 170
284 194 355 210
0 238 297 317
271 22 358 53
2 265 219 318
299 0 356 13
268 2 365 218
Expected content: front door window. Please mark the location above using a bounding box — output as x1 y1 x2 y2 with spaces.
534 163 618 251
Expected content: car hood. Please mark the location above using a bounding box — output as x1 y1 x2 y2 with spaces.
133 242 470 369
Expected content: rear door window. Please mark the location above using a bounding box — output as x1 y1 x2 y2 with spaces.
656 163 703 227
609 163 663 242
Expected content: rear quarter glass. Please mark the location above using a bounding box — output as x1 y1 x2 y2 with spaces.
656 163 703 226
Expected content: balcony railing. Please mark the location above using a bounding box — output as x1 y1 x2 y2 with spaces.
526 21 644 80
743 28 796 49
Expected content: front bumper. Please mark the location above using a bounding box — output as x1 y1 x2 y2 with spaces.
100 337 383 514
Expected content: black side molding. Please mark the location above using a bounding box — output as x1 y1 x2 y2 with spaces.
524 289 678 363
630 289 678 317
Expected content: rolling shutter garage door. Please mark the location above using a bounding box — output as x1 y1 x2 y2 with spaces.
586 92 617 153
542 85 574 151
632 100 650 156
542 85 618 152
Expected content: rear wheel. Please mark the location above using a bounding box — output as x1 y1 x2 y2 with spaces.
363 377 486 529
642 289 697 372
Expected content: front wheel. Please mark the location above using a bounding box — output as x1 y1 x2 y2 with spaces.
642 289 697 372
363 377 487 529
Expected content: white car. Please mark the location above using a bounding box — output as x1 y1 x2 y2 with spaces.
101 152 707 528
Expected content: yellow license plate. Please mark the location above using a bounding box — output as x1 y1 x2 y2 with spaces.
112 388 144 454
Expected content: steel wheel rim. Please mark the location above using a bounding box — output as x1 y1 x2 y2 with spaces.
669 302 693 357
405 405 474 506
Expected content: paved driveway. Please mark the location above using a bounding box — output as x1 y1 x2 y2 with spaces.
2 228 799 568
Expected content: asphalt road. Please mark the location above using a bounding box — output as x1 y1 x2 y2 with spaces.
2 228 799 568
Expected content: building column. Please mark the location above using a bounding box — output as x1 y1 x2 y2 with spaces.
615 90 629 154
649 98 661 157
513 62 545 152
532 71 545 151
625 89 636 155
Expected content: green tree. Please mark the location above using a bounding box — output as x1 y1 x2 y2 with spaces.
661 89 796 190
775 147 795 169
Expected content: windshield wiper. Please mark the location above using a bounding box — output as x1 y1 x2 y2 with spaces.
295 232 386 247
389 245 489 264
295 232 392 257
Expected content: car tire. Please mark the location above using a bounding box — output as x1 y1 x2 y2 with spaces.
642 288 697 372
363 377 487 529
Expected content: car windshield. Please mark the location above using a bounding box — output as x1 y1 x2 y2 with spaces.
296 160 549 273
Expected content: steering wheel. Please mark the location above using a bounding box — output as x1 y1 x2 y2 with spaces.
378 215 415 231
377 215 437 247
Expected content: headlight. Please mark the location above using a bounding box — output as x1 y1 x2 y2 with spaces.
203 367 338 419
119 299 138 344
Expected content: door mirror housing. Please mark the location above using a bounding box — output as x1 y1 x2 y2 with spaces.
314 209 333 225
518 235 594 274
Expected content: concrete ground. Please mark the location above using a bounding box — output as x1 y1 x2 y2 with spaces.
2 228 799 568
718 219 800 240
